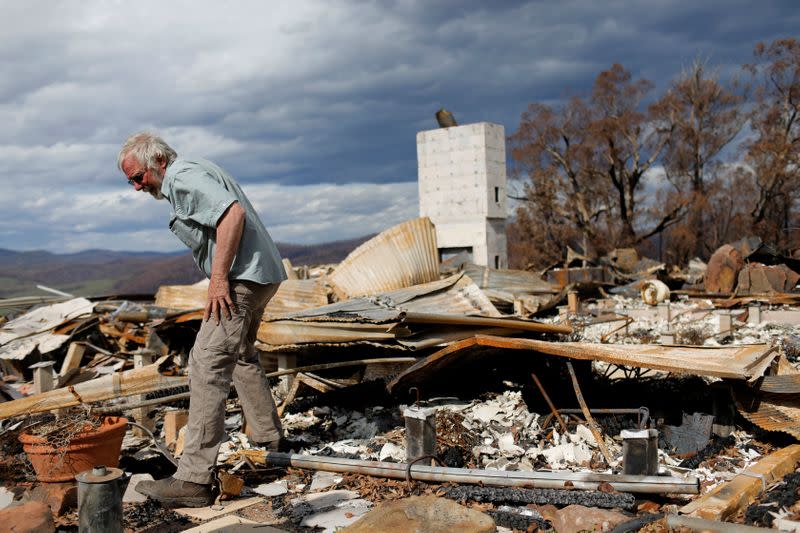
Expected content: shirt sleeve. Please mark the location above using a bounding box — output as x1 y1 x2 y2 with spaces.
169 167 237 228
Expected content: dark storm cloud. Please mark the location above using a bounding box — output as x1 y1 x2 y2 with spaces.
0 0 796 251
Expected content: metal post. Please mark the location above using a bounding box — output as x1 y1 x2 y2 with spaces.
404 406 437 464
568 291 580 315
276 353 298 396
531 373 568 434
621 429 659 475
716 310 732 337
565 362 615 466
657 302 671 322
660 330 675 344
747 303 762 325
132 352 156 438
30 361 56 395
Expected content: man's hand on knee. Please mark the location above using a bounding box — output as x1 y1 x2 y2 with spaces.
205 275 235 323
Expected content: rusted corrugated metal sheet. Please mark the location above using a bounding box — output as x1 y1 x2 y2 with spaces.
155 279 328 318
546 267 613 288
277 274 495 323
464 263 556 294
257 275 570 349
258 274 494 345
389 335 778 392
733 360 800 439
328 217 439 299
735 396 800 439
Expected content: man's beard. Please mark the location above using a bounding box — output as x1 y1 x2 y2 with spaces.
145 168 165 200
147 187 164 200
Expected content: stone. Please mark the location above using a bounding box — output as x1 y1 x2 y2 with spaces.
0 501 55 533
28 482 77 516
218 471 244 499
737 263 800 294
341 495 495 533
550 504 629 533
705 244 744 293
124 474 153 503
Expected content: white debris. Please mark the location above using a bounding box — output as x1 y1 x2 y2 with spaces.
300 498 372 532
0 487 14 510
378 442 406 462
309 471 343 492
254 480 288 497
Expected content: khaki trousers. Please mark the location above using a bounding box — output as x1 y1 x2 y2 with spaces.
174 280 282 484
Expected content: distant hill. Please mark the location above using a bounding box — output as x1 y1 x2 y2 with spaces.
0 234 374 298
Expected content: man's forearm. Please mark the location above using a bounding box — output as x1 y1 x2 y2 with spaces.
211 201 245 281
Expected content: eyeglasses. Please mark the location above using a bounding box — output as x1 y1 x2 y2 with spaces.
127 171 145 186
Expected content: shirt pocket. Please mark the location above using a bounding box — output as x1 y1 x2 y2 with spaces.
169 215 203 253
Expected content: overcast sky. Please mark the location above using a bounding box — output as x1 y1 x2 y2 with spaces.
0 0 797 253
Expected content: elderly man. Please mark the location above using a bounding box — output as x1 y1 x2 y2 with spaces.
119 132 287 507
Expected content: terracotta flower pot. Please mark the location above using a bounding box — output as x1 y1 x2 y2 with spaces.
19 416 128 482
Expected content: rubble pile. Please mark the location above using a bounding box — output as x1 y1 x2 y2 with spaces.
1 222 800 531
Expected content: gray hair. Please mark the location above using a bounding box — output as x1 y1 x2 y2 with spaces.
117 132 178 171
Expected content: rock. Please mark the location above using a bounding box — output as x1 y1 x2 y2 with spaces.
705 244 743 293
217 471 244 500
737 263 800 294
550 504 629 533
341 495 495 533
28 482 77 516
0 501 55 533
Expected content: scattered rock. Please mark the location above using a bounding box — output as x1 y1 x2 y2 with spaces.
738 263 800 294
550 504 629 533
705 244 743 293
0 501 55 533
217 471 244 500
341 495 495 533
28 482 77 516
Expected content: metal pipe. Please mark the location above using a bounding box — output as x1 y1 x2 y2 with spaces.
95 392 190 413
241 451 699 494
566 361 615 466
665 514 772 532
402 312 573 335
531 372 568 434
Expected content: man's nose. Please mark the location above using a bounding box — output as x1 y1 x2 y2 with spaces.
133 182 143 191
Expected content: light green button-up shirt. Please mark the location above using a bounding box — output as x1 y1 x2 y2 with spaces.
161 157 287 285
